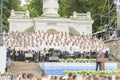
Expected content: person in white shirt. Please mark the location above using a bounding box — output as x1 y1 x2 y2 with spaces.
41 73 48 80
60 44 66 52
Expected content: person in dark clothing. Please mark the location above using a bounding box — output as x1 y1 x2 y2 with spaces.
10 49 15 61
12 48 16 61
104 51 109 58
18 50 22 61
6 47 12 67
15 50 19 61
21 51 25 61
95 49 102 71
6 47 11 58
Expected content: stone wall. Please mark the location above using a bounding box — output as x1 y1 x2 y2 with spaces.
105 38 120 58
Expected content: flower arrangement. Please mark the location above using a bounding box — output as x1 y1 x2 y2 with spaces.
59 59 66 62
63 70 77 75
63 70 120 76
59 58 96 63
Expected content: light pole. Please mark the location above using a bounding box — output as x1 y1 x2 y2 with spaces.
0 0 3 33
0 0 3 46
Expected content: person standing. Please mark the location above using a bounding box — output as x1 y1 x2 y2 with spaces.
6 47 12 67
95 49 102 71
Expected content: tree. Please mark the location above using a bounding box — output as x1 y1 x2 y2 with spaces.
24 0 43 17
2 0 21 32
59 0 115 33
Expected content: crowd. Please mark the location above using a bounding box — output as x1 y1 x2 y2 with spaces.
0 30 111 80
3 30 110 63
0 67 11 80
16 73 77 80
1 67 120 80
3 30 109 54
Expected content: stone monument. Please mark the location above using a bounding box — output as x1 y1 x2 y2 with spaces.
8 0 94 35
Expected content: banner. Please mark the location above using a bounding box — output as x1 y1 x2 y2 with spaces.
39 62 117 75
0 47 6 74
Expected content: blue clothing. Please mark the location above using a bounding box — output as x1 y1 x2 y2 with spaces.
6 57 11 67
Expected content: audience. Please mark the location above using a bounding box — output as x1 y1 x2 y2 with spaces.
1 67 120 80
0 67 11 80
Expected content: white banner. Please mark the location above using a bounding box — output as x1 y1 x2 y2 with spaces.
0 47 6 74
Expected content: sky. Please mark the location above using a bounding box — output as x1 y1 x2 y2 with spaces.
20 0 27 6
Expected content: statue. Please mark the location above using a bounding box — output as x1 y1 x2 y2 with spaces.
42 0 60 17
11 9 15 17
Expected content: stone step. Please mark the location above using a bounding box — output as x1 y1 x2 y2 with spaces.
10 61 43 78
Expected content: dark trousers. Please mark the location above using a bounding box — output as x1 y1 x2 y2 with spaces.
96 62 100 71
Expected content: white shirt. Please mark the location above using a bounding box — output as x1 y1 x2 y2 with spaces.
42 77 47 80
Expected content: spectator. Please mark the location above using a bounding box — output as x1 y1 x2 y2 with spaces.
67 73 72 80
27 73 37 80
5 67 11 75
54 76 58 80
20 73 28 80
72 75 77 80
41 73 47 80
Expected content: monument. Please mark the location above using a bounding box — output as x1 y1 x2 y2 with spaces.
8 0 94 35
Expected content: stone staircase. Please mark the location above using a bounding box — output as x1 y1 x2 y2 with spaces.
117 62 120 70
10 61 43 78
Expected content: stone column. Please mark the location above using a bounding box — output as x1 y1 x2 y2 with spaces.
26 10 30 18
117 12 120 30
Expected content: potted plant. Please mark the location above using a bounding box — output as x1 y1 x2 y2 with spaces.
77 71 83 80
63 70 70 75
75 59 79 63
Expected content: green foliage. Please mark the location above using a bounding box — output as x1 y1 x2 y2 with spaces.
59 0 114 33
24 0 113 32
2 0 21 32
2 0 115 32
59 58 96 63
63 70 120 75
24 0 43 17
